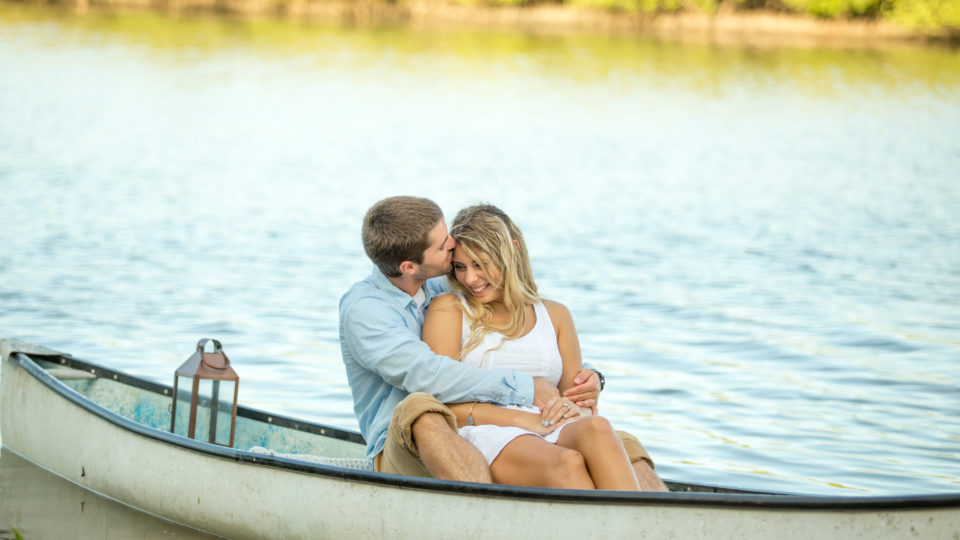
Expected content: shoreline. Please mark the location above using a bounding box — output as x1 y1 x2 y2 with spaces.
28 0 953 46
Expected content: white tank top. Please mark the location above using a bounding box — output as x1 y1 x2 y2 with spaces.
457 294 563 387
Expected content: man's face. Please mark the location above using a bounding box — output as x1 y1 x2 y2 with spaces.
412 221 455 280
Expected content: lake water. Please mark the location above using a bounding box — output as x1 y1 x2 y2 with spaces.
1 0 958 516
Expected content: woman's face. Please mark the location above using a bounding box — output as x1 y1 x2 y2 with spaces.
452 245 503 304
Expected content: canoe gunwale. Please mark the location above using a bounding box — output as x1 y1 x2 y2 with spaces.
7 352 960 511
38 353 365 445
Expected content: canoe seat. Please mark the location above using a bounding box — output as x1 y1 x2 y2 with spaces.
249 446 372 471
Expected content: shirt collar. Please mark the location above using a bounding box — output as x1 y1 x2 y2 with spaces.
369 266 421 312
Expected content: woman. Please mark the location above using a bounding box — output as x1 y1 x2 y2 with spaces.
422 204 639 490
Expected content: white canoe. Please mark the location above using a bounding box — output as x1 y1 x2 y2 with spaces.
2 341 958 539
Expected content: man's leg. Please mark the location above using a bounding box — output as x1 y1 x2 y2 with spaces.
632 459 668 492
378 393 491 483
413 412 491 483
616 430 669 492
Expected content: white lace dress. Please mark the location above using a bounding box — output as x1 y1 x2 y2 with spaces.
456 295 570 465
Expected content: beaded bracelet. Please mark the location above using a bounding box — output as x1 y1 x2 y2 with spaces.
467 401 479 426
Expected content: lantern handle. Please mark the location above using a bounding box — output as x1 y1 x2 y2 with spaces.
196 338 223 354
196 338 229 370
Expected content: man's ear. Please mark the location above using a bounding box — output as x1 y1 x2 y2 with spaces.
398 260 417 275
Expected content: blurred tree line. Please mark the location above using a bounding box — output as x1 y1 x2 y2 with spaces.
491 0 960 35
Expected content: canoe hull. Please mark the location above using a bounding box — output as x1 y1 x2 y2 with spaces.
2 350 958 539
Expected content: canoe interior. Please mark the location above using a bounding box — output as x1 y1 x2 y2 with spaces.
37 356 368 462
21 353 797 495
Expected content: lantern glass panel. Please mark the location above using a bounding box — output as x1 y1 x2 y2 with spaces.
211 379 236 445
172 374 194 439
192 378 236 446
196 378 214 441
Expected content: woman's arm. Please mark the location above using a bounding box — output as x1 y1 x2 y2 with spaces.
544 300 583 395
447 402 559 435
422 293 464 359
539 299 590 421
547 309 599 410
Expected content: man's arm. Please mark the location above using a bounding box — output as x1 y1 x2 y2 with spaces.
343 295 535 406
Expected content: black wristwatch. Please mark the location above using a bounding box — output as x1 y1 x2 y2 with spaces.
595 370 605 392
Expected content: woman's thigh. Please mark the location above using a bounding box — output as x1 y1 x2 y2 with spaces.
490 435 593 489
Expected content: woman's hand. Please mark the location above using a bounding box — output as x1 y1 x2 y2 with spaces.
539 397 583 428
515 410 564 436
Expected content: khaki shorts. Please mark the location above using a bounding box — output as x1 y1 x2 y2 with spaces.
373 393 655 476
374 392 458 478
616 430 655 470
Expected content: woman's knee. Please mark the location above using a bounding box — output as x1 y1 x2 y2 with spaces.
554 448 587 475
574 416 616 438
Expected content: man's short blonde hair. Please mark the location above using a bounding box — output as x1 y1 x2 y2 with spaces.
363 196 444 277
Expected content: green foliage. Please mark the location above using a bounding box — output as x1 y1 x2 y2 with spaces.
488 0 530 6
557 0 959 32
565 0 683 14
687 0 720 14
780 0 885 18
888 0 960 32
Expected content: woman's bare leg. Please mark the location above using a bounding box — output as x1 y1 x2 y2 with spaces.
555 417 640 491
490 435 595 489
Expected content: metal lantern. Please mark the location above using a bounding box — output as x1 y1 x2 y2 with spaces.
171 338 239 447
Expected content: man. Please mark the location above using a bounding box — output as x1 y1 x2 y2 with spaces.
340 196 665 489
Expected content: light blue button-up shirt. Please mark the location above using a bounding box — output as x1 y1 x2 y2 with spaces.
340 267 535 463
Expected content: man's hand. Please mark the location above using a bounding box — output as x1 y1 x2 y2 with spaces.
532 377 560 410
562 368 600 415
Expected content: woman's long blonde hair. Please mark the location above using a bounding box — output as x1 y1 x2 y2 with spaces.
448 204 540 361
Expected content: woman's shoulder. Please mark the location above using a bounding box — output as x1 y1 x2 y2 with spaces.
427 291 464 311
541 298 570 315
540 299 573 329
